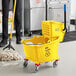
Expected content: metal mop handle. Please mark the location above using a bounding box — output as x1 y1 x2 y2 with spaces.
10 0 17 39
45 0 47 21
63 4 67 31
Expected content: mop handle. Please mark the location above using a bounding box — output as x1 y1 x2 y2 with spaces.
10 0 17 39
63 4 66 31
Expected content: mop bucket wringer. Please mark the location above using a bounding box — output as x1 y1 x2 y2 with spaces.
42 21 66 42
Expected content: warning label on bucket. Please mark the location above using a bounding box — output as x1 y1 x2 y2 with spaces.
45 47 51 57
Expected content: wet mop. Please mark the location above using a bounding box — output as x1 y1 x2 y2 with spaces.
0 0 22 61
0 50 22 61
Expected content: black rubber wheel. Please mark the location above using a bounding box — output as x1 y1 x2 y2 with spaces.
23 61 28 67
35 69 38 73
28 32 32 37
40 32 42 35
35 66 39 73
53 60 58 68
28 33 32 37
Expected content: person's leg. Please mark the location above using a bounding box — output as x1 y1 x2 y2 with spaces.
15 0 22 44
0 0 10 47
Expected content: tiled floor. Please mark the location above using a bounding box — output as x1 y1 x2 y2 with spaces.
0 36 76 76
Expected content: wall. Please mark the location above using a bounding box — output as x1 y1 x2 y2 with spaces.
70 0 76 19
0 0 75 19
0 0 2 10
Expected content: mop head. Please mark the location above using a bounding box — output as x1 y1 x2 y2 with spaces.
0 50 23 61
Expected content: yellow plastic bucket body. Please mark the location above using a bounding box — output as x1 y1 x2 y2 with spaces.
42 21 66 42
21 36 59 64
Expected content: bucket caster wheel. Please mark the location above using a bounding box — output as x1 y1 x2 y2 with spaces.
28 31 32 37
24 59 28 67
53 60 58 68
40 32 42 35
35 64 40 72
35 66 39 72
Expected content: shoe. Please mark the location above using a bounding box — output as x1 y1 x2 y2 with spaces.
16 37 21 44
0 39 7 47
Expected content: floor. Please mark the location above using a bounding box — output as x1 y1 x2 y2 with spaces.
63 31 76 42
0 36 76 76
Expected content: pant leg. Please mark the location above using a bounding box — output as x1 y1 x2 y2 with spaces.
2 0 10 40
14 0 22 38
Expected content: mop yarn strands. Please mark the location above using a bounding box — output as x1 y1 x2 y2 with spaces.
0 50 23 61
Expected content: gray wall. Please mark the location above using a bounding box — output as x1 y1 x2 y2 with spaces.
71 0 76 19
0 0 2 10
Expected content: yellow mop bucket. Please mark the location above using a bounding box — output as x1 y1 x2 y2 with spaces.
21 36 59 64
42 21 66 42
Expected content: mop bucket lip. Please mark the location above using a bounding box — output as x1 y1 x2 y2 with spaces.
21 37 60 46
